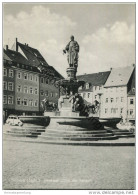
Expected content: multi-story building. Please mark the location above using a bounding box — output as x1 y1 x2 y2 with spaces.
77 71 110 106
3 52 15 121
4 48 40 116
127 70 135 122
3 39 63 117
16 39 63 113
101 65 135 121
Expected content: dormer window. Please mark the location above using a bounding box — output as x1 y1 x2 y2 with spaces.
86 83 89 89
79 86 82 90
132 87 135 92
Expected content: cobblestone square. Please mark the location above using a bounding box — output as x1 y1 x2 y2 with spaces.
3 139 135 190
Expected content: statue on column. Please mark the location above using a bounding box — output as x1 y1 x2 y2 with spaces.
63 35 79 72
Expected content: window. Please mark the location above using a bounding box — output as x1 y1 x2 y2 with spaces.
130 109 133 115
41 77 44 83
30 74 33 81
24 73 28 80
46 79 49 84
105 108 108 113
40 90 44 96
99 86 101 90
29 87 33 94
3 68 7 76
95 95 97 99
130 99 134 105
24 86 28 93
8 82 13 91
105 98 108 103
111 108 114 113
17 97 21 105
29 100 33 107
34 100 38 107
17 72 21 79
132 88 135 92
51 92 53 97
3 81 7 90
45 91 49 97
120 108 123 114
23 99 28 106
17 85 22 92
95 86 97 91
8 96 13 104
88 93 90 98
79 86 82 90
55 93 58 97
35 75 38 82
9 69 14 77
116 97 119 102
111 98 114 103
121 97 124 102
34 88 38 95
86 83 89 89
3 95 7 104
83 93 86 98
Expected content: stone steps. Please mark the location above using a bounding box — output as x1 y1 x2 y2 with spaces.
45 129 108 134
43 131 113 138
38 134 118 141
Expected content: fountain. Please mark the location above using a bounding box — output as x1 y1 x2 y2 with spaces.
43 35 105 131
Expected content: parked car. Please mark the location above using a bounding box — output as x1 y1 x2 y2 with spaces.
117 121 135 133
6 115 23 126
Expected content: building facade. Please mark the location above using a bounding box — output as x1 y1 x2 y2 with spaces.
15 66 40 115
3 39 63 119
77 71 110 110
101 65 135 121
3 53 15 121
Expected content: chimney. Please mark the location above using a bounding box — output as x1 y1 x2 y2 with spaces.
132 64 135 67
6 45 8 51
16 37 18 52
110 67 112 71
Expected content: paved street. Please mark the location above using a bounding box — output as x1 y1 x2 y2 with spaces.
3 139 135 190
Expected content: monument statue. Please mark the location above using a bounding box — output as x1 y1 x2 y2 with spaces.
63 35 79 72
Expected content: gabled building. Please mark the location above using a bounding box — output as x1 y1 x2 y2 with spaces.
101 65 135 121
77 71 111 105
3 38 64 118
4 47 40 116
16 39 63 112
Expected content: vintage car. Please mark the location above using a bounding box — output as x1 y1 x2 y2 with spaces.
117 121 135 133
6 115 23 126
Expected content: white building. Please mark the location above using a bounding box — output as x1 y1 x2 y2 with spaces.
127 71 135 122
77 71 111 107
101 65 135 121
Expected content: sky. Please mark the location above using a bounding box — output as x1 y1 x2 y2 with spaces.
3 3 135 77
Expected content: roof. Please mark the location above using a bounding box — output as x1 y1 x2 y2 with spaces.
104 65 135 87
77 71 111 86
128 69 135 96
18 42 49 67
4 49 30 65
3 52 12 61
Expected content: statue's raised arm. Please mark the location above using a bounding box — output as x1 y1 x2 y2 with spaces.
63 35 79 71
